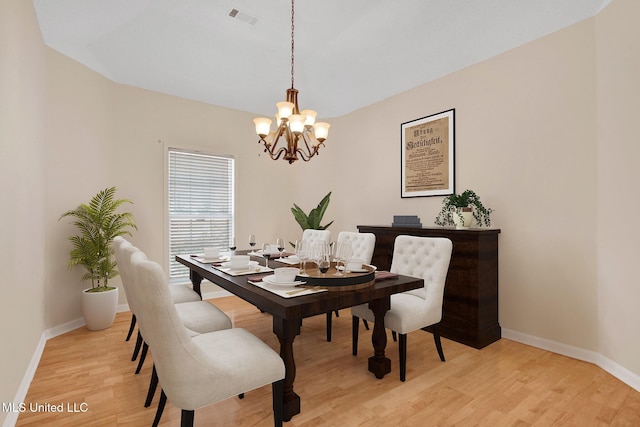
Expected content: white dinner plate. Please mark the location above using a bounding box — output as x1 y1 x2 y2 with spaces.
221 260 259 270
262 275 304 286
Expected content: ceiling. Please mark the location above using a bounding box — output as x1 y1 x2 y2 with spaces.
33 0 609 118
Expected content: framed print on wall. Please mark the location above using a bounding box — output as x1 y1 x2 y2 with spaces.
401 108 455 198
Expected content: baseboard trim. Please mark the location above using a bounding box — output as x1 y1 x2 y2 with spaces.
502 328 640 392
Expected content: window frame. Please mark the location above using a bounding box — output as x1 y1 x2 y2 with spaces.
166 147 235 284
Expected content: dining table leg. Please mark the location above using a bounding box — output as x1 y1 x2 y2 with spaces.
368 297 392 379
272 315 302 421
189 270 203 298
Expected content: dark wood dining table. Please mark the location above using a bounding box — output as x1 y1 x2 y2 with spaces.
176 252 424 421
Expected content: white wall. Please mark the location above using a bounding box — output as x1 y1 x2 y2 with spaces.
595 0 640 376
0 1 47 424
321 19 600 350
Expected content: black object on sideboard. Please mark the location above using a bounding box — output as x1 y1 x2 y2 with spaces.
357 225 501 349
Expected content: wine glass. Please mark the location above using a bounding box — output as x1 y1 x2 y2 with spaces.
334 241 353 276
316 242 331 277
296 240 310 276
342 242 353 273
249 234 256 253
261 243 271 268
276 237 285 260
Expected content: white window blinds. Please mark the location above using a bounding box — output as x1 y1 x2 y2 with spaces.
168 149 234 282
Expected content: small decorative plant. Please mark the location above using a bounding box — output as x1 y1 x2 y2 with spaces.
59 187 137 292
291 191 334 231
290 191 333 246
434 189 493 228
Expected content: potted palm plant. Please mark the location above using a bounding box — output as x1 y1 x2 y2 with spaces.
434 189 493 229
59 187 137 330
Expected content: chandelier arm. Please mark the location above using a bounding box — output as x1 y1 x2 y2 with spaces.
293 133 318 162
300 130 318 154
269 146 290 161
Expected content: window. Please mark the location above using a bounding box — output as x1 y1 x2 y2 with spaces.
168 149 234 282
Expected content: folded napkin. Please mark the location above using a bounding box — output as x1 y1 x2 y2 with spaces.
275 256 300 265
374 271 399 281
247 277 326 298
190 254 228 266
215 265 273 276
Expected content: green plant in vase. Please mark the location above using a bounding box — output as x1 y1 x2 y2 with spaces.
290 191 333 246
59 186 137 292
434 189 493 229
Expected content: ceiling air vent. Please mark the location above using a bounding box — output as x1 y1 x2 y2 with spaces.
228 8 259 26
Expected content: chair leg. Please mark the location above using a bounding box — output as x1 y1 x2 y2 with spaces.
145 365 158 407
363 319 370 330
152 390 167 427
392 331 397 342
432 324 446 362
352 316 359 356
135 342 148 374
272 379 284 427
334 310 339 317
181 409 195 427
326 312 333 342
126 314 136 341
132 331 143 361
399 333 407 382
238 393 244 399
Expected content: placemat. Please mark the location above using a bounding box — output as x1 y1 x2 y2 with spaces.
247 275 327 298
213 264 273 276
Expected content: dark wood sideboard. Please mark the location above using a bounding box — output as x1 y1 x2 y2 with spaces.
357 225 501 349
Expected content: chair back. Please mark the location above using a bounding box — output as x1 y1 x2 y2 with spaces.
390 235 453 321
129 251 227 408
337 231 376 264
302 229 331 245
113 236 138 315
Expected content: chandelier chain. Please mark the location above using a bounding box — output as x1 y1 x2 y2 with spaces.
290 0 295 89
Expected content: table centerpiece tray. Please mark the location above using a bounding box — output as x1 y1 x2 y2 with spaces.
295 263 375 291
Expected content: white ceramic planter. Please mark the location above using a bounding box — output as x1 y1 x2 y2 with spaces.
452 208 473 229
82 287 119 330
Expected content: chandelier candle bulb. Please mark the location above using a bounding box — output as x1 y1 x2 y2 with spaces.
253 117 272 138
314 122 331 142
276 101 294 119
289 114 305 134
301 110 317 126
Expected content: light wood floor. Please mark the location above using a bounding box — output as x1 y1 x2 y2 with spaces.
17 296 640 426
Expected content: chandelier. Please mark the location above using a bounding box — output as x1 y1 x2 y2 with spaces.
253 0 330 164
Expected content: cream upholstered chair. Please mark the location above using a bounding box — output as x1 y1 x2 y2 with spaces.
113 237 232 416
114 238 230 370
301 228 331 245
336 231 376 266
324 231 376 341
129 251 285 427
113 237 201 344
351 235 452 381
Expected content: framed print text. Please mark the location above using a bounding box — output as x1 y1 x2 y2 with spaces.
401 109 455 198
